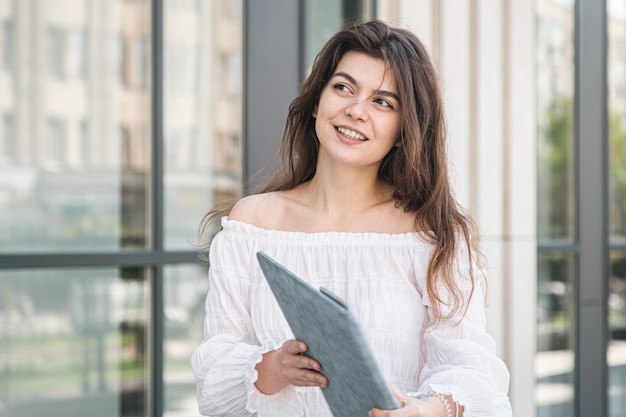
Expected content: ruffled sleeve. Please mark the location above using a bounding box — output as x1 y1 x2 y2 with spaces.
415 246 512 417
190 227 304 417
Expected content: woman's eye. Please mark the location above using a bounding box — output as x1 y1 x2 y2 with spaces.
375 98 394 109
333 83 351 93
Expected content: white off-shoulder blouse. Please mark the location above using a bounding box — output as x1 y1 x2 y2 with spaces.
191 218 512 417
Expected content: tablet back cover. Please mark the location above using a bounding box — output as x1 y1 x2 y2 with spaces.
256 251 400 417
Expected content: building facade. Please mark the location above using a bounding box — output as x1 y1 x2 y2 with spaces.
0 0 622 416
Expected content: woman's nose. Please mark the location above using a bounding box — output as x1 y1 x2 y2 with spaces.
344 99 368 121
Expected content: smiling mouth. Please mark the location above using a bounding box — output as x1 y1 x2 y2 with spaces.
336 126 367 141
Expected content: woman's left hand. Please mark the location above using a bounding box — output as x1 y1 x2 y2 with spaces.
368 382 443 417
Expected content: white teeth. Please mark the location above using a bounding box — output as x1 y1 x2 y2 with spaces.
337 127 367 141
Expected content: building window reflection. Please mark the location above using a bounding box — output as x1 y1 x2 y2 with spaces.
68 28 89 80
226 52 241 98
163 0 243 250
0 267 150 417
536 0 576 416
47 26 66 80
2 113 15 163
79 120 89 168
2 20 13 72
45 118 67 168
134 37 149 90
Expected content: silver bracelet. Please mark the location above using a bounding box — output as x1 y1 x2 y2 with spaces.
432 393 453 417
410 391 455 417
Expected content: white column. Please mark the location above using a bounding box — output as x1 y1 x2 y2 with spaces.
384 2 538 416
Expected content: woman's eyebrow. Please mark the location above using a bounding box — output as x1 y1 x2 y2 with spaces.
332 71 400 103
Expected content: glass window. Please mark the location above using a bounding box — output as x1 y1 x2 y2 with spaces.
45 118 67 167
163 263 208 416
536 0 576 416
68 28 89 80
610 251 626 414
608 1 626 414
0 267 150 417
80 119 90 167
163 0 244 250
47 26 66 79
226 52 241 98
537 5 576 244
0 0 151 252
116 35 128 85
2 20 13 72
609 13 626 243
536 252 575 417
134 37 149 90
302 0 370 73
2 113 15 162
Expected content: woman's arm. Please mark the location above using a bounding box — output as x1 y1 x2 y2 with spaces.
414 260 512 417
190 231 308 417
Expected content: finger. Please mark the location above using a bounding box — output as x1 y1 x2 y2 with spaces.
387 380 411 404
368 408 392 417
280 349 321 372
284 340 308 355
286 368 328 387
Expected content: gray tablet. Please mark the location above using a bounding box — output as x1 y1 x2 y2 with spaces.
256 251 401 417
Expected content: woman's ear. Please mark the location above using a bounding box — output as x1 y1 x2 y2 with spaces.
313 105 317 118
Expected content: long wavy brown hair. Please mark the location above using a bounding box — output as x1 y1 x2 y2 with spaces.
199 20 481 322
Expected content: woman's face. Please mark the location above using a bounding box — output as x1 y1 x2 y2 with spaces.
313 51 401 170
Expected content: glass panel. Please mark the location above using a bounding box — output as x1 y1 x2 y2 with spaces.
536 1 576 415
302 0 371 73
0 267 150 417
610 251 626 416
2 18 14 72
2 112 15 163
536 0 576 244
163 0 244 250
609 1 626 244
163 263 208 417
609 1 626 415
0 0 151 253
536 252 575 417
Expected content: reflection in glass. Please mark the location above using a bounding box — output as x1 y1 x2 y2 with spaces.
163 264 208 416
608 2 626 415
609 1 626 243
2 19 14 71
610 251 626 415
536 1 576 416
302 0 372 74
0 267 150 417
536 0 576 243
0 0 151 252
163 0 243 250
536 252 575 417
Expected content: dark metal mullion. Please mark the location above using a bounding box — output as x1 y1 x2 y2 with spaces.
151 0 164 415
537 244 580 253
0 251 198 269
244 0 300 192
574 0 609 416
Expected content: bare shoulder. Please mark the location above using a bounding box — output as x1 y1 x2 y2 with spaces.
227 192 287 228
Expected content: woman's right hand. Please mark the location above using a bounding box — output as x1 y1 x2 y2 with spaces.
254 339 328 394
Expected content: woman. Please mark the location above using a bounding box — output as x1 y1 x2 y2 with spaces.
191 20 512 417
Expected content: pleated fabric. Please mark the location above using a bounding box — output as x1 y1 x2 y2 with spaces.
191 218 512 417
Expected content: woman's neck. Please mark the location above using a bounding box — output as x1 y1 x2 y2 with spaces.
298 167 393 215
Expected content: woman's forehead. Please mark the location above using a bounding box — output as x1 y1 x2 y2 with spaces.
333 51 398 91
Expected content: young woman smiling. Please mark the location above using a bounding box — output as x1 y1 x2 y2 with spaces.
192 20 512 417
